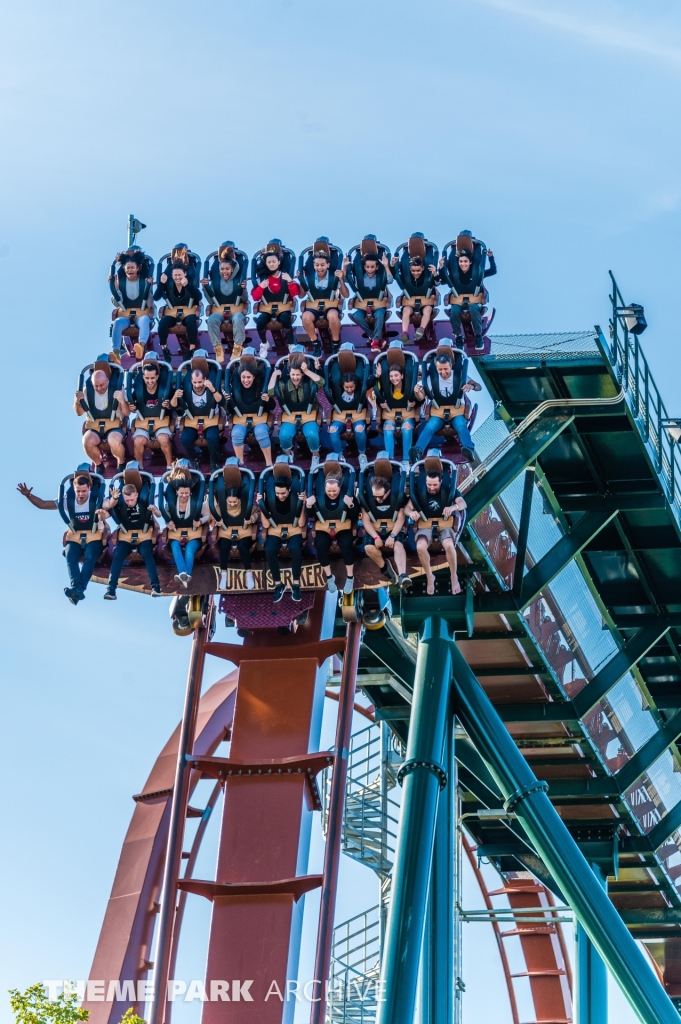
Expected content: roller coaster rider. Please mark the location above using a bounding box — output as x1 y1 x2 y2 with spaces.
100 467 162 599
373 343 419 467
306 459 359 595
405 454 467 595
17 466 108 604
257 459 306 603
325 345 374 469
440 231 496 350
209 461 257 592
346 236 393 350
127 355 175 469
160 468 210 587
74 358 129 472
391 233 439 344
298 238 348 357
170 353 225 472
412 345 481 462
109 247 155 362
359 456 409 589
251 241 300 358
202 244 248 364
224 354 274 467
268 350 322 468
154 263 202 361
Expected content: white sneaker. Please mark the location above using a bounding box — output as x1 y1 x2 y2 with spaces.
245 571 255 590
358 454 368 469
259 341 269 359
174 574 183 586
179 571 189 588
343 577 354 595
219 570 228 590
326 576 338 594
310 454 320 470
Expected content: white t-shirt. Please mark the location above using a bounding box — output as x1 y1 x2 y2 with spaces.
191 388 209 408
62 496 90 515
438 376 454 398
125 278 141 302
93 389 110 411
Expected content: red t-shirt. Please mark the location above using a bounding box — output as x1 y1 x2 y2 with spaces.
251 274 300 301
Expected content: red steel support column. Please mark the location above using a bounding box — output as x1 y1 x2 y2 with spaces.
149 602 212 1024
311 620 362 1024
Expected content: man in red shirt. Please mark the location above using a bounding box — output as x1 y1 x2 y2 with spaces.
252 244 300 357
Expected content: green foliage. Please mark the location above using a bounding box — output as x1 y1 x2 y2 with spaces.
9 984 89 1024
118 1010 145 1024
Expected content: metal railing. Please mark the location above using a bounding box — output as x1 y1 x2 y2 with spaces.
328 906 381 1024
606 271 681 516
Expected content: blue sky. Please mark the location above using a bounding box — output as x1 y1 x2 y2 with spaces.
1 1 680 1022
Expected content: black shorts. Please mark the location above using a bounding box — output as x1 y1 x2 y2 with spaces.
364 530 406 548
84 426 124 441
304 307 341 322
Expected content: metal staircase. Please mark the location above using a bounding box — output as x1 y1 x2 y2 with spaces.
321 719 404 1023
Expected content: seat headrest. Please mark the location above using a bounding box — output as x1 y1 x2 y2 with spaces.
191 353 210 376
218 244 236 262
374 458 393 480
435 344 455 362
386 347 405 369
456 233 475 256
265 242 282 258
338 350 357 374
273 462 292 483
93 358 112 378
313 240 331 258
74 464 93 485
142 355 160 370
239 355 258 375
171 246 191 267
223 464 242 489
323 459 343 478
424 456 444 476
360 238 379 258
408 236 426 260
124 467 144 492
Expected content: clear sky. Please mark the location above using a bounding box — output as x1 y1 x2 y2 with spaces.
1 1 680 1022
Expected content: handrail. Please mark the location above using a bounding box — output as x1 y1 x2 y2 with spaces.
459 389 625 494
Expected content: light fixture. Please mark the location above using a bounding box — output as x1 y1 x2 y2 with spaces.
616 302 647 335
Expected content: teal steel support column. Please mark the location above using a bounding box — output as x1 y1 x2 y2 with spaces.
377 616 453 1024
450 641 679 1024
418 708 455 1024
575 865 608 1024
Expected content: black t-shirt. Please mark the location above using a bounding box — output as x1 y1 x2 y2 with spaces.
142 386 162 413
423 487 461 518
318 495 360 522
274 495 292 516
121 501 153 529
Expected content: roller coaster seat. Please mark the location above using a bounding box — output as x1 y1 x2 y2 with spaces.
58 464 107 549
157 243 202 290
209 460 256 543
308 456 357 535
440 231 491 328
109 247 155 337
125 353 175 442
202 242 250 331
358 455 406 533
374 344 420 427
324 345 371 442
78 356 127 444
258 457 306 541
251 239 297 284
159 466 206 544
346 236 393 325
408 452 465 543
107 464 157 549
274 350 321 429
226 353 272 438
175 351 224 444
298 237 345 323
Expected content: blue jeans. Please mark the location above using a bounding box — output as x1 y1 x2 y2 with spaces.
65 540 103 595
448 303 482 341
383 418 415 460
170 538 201 576
349 307 386 341
329 418 367 454
108 538 160 590
279 419 320 454
231 421 271 450
181 424 222 470
417 413 473 451
112 313 151 353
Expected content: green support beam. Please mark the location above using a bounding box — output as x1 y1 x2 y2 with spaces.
558 493 665 513
614 712 681 793
465 415 573 521
519 509 618 609
572 626 670 718
648 799 681 851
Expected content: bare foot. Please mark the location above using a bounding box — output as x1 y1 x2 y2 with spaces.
451 576 461 595
426 574 436 596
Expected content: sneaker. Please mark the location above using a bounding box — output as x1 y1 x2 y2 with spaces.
133 342 144 360
259 341 269 359
151 585 162 597
231 342 243 361
219 570 228 590
313 341 322 359
161 346 172 364
185 574 192 585
109 349 121 365
401 460 410 472
370 339 381 351
382 560 398 584
326 576 338 594
103 587 117 601
272 582 286 603
213 341 225 364
343 577 354 595
291 583 302 602
358 453 368 469
174 573 185 587
408 446 423 465
398 573 412 591
398 332 410 343
475 337 485 351
64 587 80 604
245 570 255 590
461 445 475 463
310 454 320 470
413 328 424 342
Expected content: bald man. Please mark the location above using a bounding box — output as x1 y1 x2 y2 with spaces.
74 369 130 471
